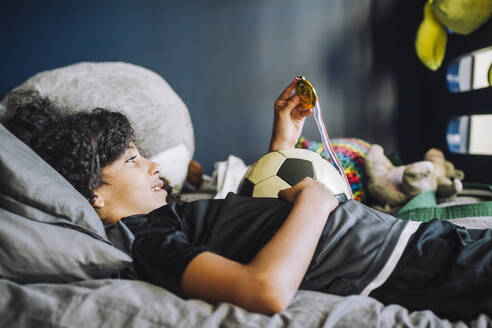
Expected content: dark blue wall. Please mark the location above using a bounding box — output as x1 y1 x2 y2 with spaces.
1 0 402 174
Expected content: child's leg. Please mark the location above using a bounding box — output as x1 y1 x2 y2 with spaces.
370 219 492 321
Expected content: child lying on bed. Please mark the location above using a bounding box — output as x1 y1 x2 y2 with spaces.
3 82 492 321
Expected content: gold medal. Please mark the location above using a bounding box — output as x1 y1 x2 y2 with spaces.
295 76 317 109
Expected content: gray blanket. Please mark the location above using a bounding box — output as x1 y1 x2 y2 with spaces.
2 278 490 328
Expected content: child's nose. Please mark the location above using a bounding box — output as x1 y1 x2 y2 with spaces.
149 161 161 176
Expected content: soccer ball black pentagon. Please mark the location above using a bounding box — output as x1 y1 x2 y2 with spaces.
236 149 351 203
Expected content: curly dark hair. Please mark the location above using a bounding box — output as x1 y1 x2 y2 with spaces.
2 89 178 204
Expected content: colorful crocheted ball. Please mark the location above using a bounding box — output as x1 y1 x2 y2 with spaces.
296 137 371 203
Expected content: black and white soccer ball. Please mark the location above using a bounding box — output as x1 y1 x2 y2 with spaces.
236 149 352 203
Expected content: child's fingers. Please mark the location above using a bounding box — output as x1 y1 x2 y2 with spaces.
278 178 308 202
278 187 295 203
278 94 301 116
277 78 299 101
297 105 313 118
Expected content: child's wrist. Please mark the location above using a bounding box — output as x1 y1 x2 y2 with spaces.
295 190 336 216
270 140 295 152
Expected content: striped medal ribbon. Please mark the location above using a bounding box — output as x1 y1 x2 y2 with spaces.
295 76 353 199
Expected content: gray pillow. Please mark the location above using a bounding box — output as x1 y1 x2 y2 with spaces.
0 124 132 283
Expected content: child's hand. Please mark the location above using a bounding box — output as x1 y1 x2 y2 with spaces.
278 177 339 212
269 79 314 152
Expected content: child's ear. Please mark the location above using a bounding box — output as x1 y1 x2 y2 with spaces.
92 192 105 209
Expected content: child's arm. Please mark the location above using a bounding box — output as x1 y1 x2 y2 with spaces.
269 79 314 152
181 178 338 314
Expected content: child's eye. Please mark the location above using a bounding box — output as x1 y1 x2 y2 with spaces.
126 156 137 163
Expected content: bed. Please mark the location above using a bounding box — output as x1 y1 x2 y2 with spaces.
1 62 492 327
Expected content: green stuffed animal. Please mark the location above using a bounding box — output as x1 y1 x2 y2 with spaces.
365 144 465 212
415 0 492 71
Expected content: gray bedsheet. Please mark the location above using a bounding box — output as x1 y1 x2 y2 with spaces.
1 278 490 328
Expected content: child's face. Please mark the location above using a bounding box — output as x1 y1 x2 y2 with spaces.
93 143 168 224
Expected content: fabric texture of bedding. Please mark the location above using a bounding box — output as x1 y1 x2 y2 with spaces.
0 123 105 237
396 190 492 222
2 278 491 328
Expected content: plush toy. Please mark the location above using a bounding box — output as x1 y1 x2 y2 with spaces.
415 0 492 71
365 144 465 212
296 137 371 203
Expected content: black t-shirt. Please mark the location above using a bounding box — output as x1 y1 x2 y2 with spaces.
121 193 292 295
119 192 409 297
